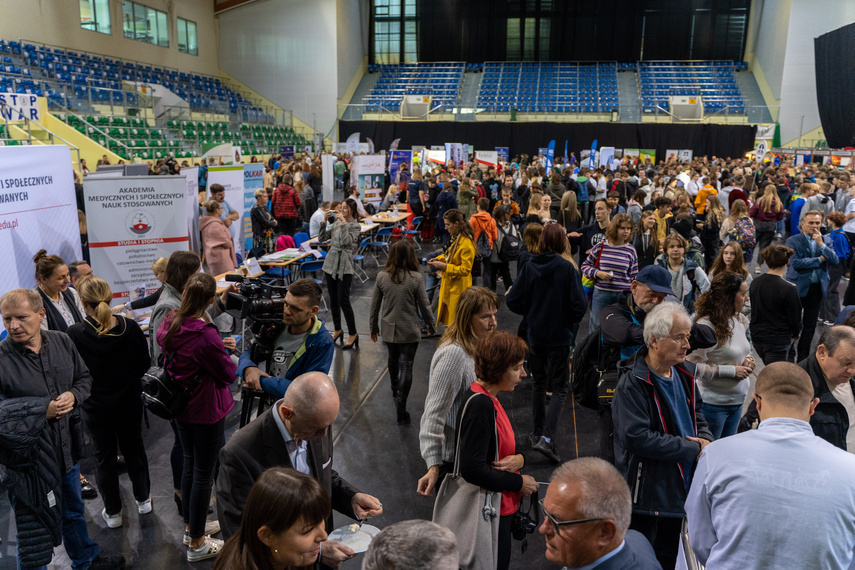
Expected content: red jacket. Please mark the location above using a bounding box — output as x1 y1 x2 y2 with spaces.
272 184 301 219
750 198 784 222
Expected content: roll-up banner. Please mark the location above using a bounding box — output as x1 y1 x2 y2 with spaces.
243 164 264 252
183 166 201 257
475 151 498 169
352 154 386 208
496 147 509 162
389 150 413 184
0 145 81 333
207 165 246 258
83 175 188 303
321 153 335 202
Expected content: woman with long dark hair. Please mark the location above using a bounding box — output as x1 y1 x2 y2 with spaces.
699 195 725 270
157 273 237 561
370 240 436 423
686 271 754 439
67 277 151 529
634 210 659 269
319 198 361 349
750 183 784 272
427 209 476 326
213 468 330 570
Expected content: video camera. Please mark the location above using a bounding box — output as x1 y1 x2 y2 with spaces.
223 274 288 365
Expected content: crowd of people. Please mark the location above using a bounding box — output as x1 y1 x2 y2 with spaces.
5 149 855 570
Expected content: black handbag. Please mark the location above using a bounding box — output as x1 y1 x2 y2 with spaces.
596 333 620 406
141 351 204 421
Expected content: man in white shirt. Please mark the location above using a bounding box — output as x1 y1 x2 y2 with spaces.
309 201 331 238
348 186 369 218
686 172 701 197
685 361 855 570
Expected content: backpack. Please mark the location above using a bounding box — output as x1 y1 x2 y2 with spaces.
475 230 492 259
571 329 620 411
730 217 756 250
141 351 204 421
498 225 520 262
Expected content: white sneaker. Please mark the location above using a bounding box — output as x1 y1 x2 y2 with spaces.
137 497 152 515
101 508 122 529
186 536 224 562
183 520 221 545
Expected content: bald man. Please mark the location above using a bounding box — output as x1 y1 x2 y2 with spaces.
684 362 855 569
216 372 383 568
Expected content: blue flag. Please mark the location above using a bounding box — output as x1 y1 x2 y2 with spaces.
545 140 555 171
564 140 568 166
589 139 598 169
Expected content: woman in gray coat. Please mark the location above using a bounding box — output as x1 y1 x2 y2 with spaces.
370 240 436 424
319 198 361 349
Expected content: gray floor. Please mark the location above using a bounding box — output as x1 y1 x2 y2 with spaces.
0 237 839 569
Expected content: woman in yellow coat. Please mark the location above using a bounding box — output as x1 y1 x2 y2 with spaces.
428 209 475 325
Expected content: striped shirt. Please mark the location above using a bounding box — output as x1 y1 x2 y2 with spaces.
581 241 638 292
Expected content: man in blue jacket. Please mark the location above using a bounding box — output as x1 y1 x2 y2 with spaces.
612 302 712 570
786 210 839 361
238 279 334 397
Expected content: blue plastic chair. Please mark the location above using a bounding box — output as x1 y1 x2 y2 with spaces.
405 217 423 250
294 232 309 247
368 227 393 265
352 238 371 283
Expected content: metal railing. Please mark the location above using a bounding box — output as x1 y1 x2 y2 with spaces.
1 105 82 169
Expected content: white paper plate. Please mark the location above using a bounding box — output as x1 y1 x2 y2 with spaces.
328 523 381 553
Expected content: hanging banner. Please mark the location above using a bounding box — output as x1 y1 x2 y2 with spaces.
280 145 296 160
599 147 615 169
0 93 40 122
0 145 81 333
243 163 264 252
475 150 498 169
389 150 413 185
84 175 188 303
496 147 509 162
321 153 335 202
352 154 386 208
183 166 201 257
346 132 360 155
756 124 776 139
207 165 246 258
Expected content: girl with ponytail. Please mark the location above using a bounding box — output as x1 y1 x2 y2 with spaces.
156 272 237 560
66 276 153 528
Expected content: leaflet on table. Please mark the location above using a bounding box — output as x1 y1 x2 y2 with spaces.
258 248 302 262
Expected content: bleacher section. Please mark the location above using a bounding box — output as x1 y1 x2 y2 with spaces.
476 62 619 114
638 61 745 115
364 63 464 112
56 113 308 160
0 39 272 123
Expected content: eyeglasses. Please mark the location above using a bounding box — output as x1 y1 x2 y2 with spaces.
538 500 602 537
667 334 691 345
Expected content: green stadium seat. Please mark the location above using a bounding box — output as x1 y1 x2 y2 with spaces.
167 120 178 128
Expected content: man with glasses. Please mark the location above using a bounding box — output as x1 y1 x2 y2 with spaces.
612 302 712 570
540 458 661 569
685 362 855 569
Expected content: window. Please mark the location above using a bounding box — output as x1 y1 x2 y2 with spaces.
80 0 111 34
506 0 553 61
122 1 169 48
177 18 198 55
371 0 418 64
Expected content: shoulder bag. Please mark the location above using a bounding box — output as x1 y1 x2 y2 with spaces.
141 347 204 421
432 392 500 570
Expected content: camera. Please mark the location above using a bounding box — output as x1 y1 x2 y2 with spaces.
224 275 287 322
511 510 538 540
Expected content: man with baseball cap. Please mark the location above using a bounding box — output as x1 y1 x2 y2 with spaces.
595 266 716 462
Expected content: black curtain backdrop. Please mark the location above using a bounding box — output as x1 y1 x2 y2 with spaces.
816 23 855 148
339 121 757 162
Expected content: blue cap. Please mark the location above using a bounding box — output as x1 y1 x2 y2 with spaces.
635 265 675 296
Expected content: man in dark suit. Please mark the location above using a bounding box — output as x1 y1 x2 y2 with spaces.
540 457 661 570
216 371 383 568
786 210 839 361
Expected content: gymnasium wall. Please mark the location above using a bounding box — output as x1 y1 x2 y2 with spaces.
218 0 368 138
0 0 219 76
747 0 855 144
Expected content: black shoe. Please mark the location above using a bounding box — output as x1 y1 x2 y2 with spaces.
89 554 126 569
116 455 127 473
80 475 98 499
532 436 561 463
395 398 411 424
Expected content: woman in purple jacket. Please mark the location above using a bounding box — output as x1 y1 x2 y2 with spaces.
157 272 237 562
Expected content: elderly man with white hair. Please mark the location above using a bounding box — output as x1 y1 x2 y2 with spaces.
362 520 458 570
612 302 713 570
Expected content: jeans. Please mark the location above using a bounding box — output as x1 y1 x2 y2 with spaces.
15 463 100 570
326 273 356 335
798 283 823 362
754 341 794 365
385 341 419 406
489 261 513 294
755 221 777 265
176 420 225 539
171 420 183 492
589 289 623 334
701 402 743 439
82 401 150 515
529 344 571 439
